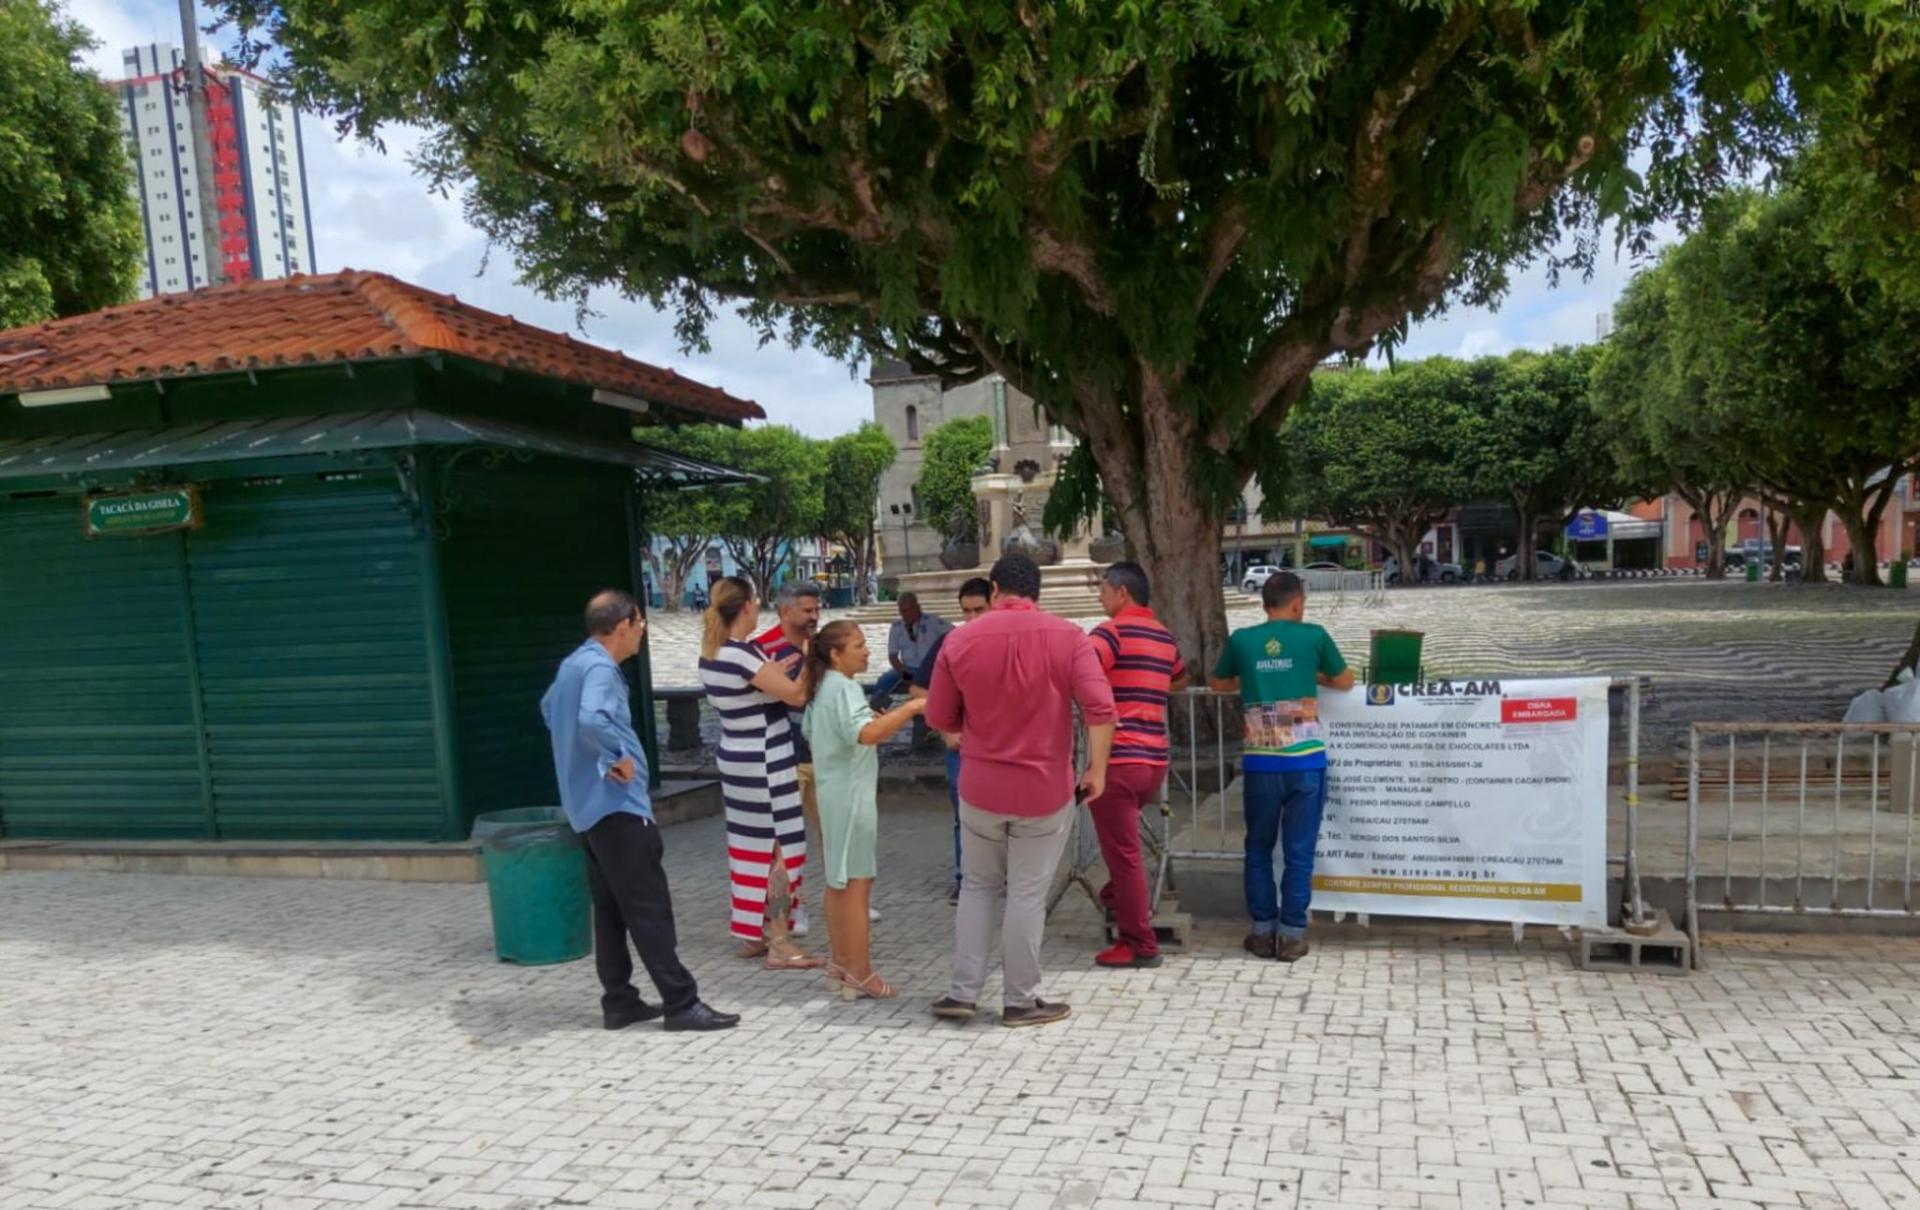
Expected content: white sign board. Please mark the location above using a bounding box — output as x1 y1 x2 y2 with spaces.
1312 676 1610 927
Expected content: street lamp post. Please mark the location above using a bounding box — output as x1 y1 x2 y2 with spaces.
890 502 915 575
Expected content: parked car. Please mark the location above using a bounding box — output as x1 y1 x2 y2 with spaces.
1725 544 1802 570
1383 554 1463 585
1496 550 1577 581
1239 563 1284 593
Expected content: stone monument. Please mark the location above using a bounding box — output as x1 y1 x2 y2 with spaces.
895 385 1110 618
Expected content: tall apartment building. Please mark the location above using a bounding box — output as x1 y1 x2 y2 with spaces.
114 45 317 298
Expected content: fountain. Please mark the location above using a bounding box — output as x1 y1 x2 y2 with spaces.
893 403 1111 619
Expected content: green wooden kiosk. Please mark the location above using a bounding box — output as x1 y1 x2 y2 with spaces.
0 272 757 842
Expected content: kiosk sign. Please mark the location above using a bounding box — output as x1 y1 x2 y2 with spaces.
1314 677 1610 926
84 487 200 537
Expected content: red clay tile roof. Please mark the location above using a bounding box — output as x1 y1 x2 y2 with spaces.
0 270 763 422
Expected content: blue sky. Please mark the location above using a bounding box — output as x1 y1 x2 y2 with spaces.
71 0 1654 436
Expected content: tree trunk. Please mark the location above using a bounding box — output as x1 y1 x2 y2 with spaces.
1790 507 1828 583
1514 505 1538 581
1076 372 1230 682
1765 509 1788 582
1679 487 1736 581
1841 508 1884 587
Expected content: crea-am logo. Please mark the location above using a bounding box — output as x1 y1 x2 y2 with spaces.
1264 638 1283 657
1385 680 1503 698
1366 683 1395 706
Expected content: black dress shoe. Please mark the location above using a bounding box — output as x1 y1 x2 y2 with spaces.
1001 999 1071 1028
663 1001 741 1032
603 1001 664 1031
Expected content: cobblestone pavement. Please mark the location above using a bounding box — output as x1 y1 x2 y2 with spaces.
9 797 1920 1210
649 580 1916 758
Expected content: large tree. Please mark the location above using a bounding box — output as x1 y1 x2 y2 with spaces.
1474 346 1620 580
915 415 994 546
821 422 896 604
711 424 827 596
1285 361 1480 581
218 0 1920 660
1666 188 1920 587
1592 263 1753 580
1 1 144 327
640 425 735 612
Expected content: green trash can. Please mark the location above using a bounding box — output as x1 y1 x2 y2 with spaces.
1893 561 1910 589
472 807 591 965
1745 560 1761 582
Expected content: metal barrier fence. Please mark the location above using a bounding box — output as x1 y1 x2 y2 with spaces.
1297 569 1386 607
1684 722 1920 953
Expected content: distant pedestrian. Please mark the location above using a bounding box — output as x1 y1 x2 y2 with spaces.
1208 571 1353 962
869 592 950 708
801 622 926 1000
697 576 823 971
1086 562 1189 969
924 554 1116 1027
909 576 993 903
540 590 738 1032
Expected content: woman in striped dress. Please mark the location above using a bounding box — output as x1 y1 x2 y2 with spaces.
697 576 823 970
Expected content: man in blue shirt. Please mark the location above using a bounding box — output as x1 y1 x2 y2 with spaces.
541 590 738 1032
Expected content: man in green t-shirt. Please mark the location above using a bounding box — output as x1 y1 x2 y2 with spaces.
1209 571 1353 961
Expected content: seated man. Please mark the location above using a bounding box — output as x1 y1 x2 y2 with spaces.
868 592 951 709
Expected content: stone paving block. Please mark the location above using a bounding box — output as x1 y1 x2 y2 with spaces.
8 801 1920 1209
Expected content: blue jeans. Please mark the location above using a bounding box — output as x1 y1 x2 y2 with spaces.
944 749 962 886
869 669 905 705
1242 769 1328 939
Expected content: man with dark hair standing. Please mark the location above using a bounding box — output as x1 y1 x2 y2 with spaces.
753 579 848 934
911 576 993 902
924 554 1115 1027
541 590 738 1032
1086 562 1188 968
1209 572 1353 962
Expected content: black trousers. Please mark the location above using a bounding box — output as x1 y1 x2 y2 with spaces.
582 812 700 1015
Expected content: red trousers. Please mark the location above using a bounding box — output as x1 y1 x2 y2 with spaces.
1089 763 1167 957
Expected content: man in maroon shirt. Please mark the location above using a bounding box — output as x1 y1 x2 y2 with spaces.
924 553 1116 1028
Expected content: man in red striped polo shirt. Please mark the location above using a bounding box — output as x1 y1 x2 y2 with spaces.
1087 562 1189 968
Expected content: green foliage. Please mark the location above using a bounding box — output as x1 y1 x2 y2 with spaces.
1472 345 1620 578
710 424 826 594
916 416 992 544
1284 361 1482 572
822 421 896 602
1649 185 1920 584
215 0 1920 646
1591 257 1757 576
643 423 826 602
821 422 895 543
637 425 737 610
0 2 143 327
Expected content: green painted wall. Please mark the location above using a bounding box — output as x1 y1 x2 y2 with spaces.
438 455 638 831
0 496 206 837
184 469 443 839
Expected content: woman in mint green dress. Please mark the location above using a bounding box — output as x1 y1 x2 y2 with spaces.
802 622 924 1000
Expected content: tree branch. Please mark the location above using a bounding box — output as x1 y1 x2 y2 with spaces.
1030 223 1116 315
1342 5 1483 286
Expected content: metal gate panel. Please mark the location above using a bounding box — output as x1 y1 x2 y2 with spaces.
0 495 206 837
